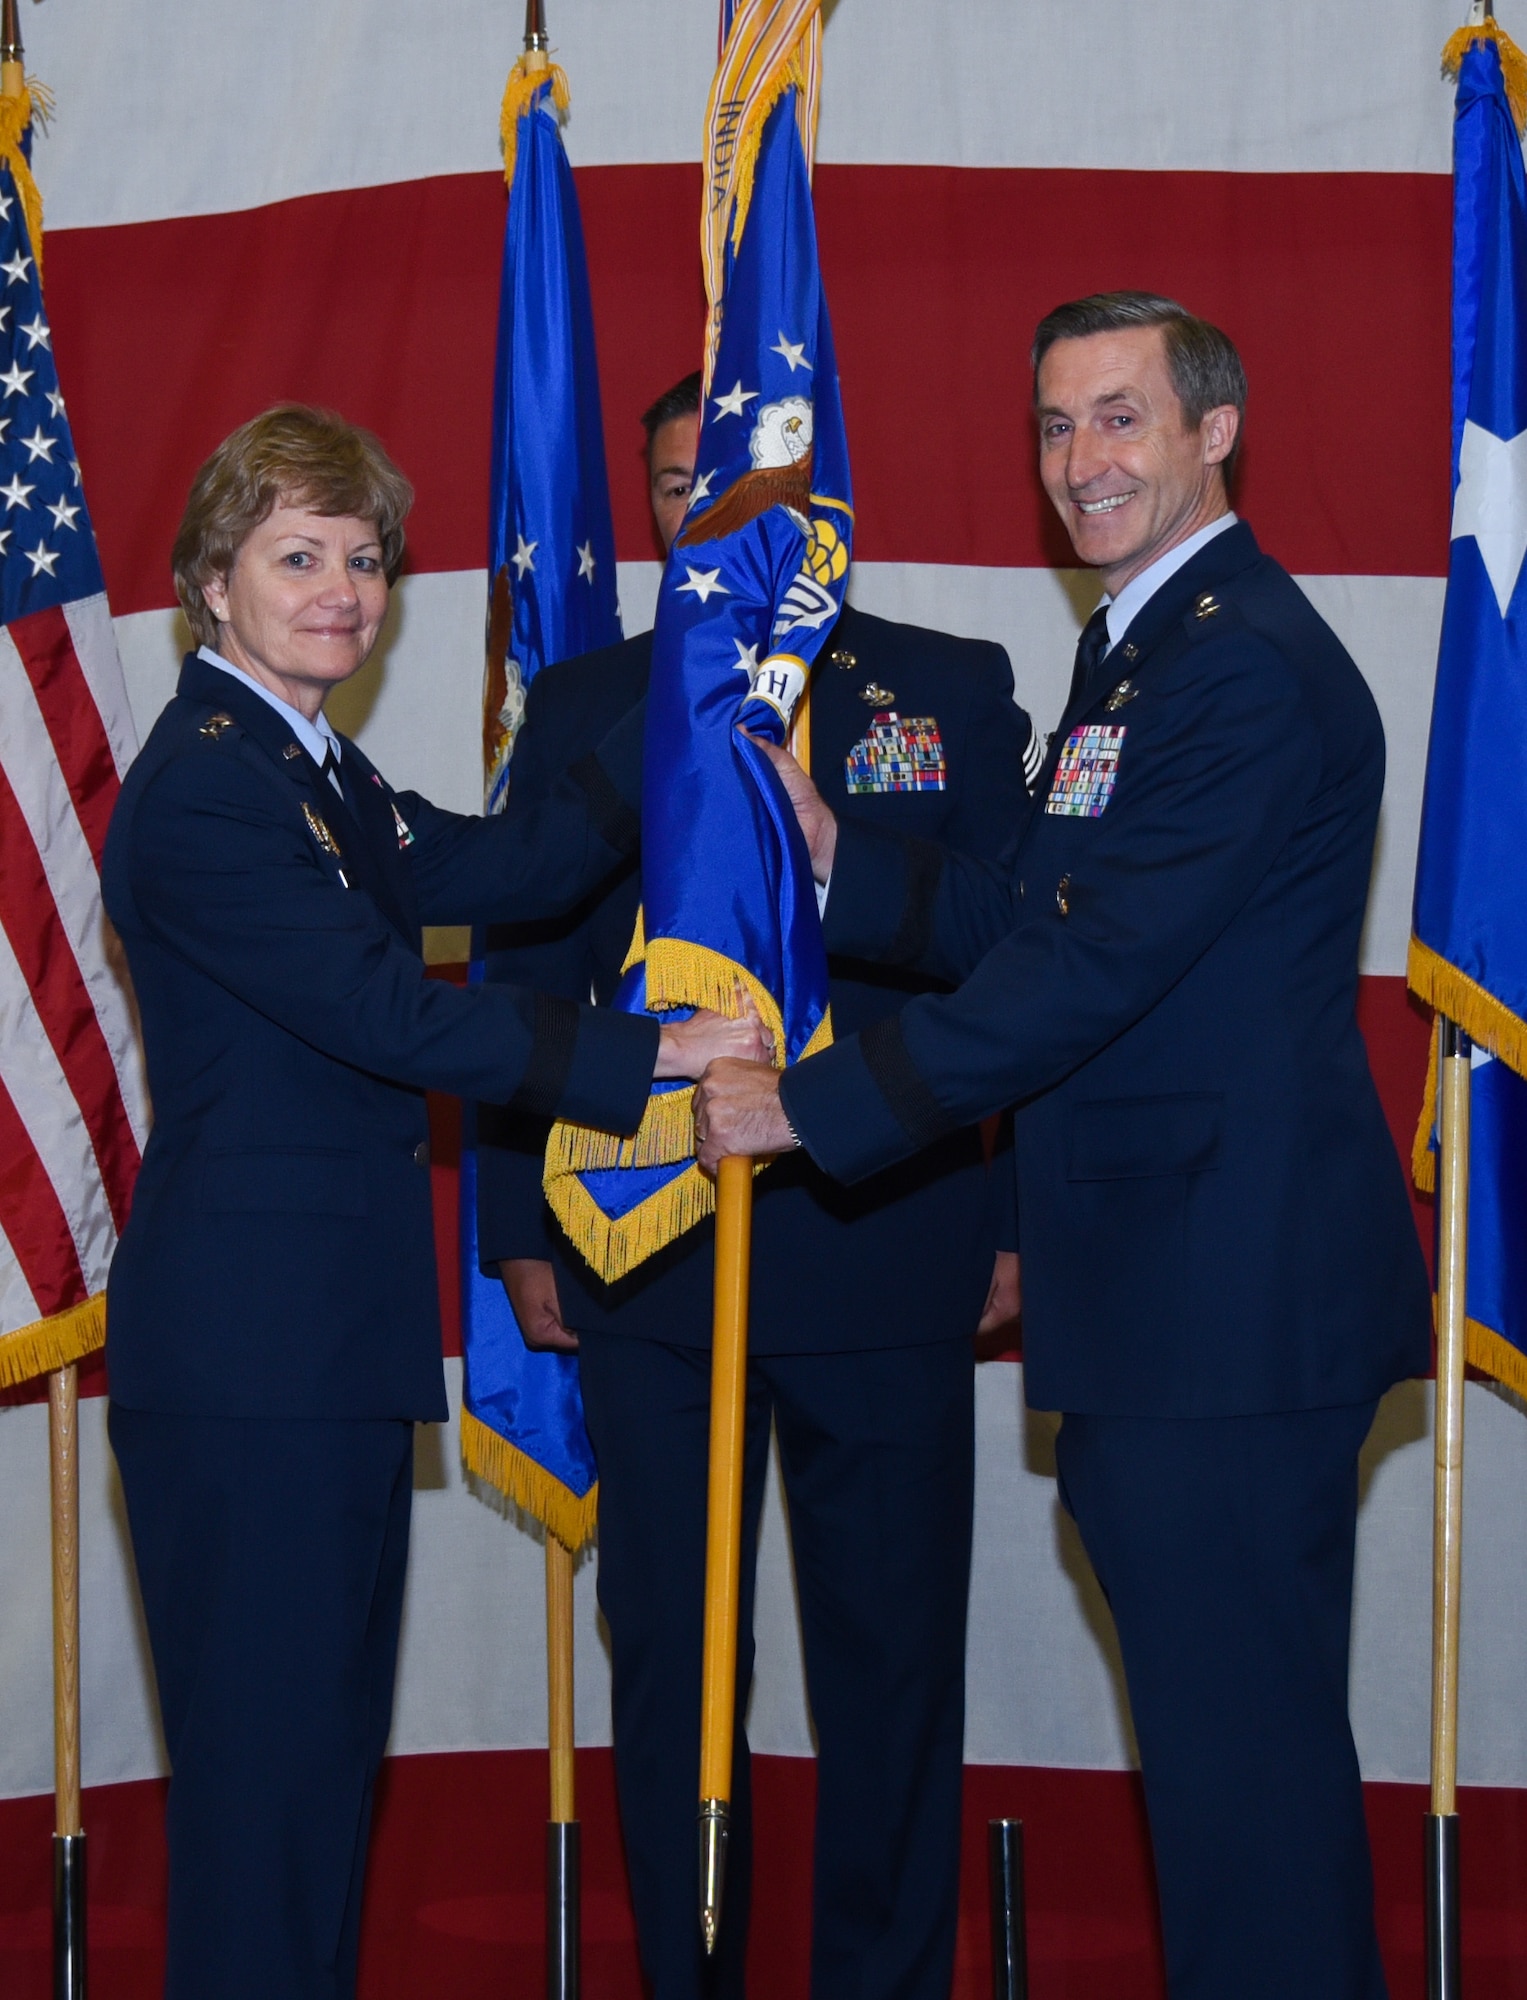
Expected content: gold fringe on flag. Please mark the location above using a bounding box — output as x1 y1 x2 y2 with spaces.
0 80 44 277
460 1405 598 1552
0 1291 104 1392
1412 1012 1440 1196
543 932 832 1282
1467 1318 1527 1399
1408 935 1527 1080
500 50 570 188
1443 15 1527 136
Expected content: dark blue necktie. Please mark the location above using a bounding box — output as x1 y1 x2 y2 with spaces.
1069 606 1112 710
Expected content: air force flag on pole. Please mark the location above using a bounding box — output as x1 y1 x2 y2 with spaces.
545 0 848 1279
1410 16 1527 1394
459 43 621 1547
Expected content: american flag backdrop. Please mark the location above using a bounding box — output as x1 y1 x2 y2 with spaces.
0 87 144 1386
3 5 1527 1996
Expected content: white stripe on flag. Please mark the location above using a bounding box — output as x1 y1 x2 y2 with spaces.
0 625 150 1151
63 593 141 784
0 919 119 1303
0 1213 41 1333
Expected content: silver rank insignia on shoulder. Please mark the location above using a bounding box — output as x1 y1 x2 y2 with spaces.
1194 592 1221 620
830 648 857 669
302 801 343 859
1105 679 1138 712
199 712 235 739
392 803 415 849
859 681 895 706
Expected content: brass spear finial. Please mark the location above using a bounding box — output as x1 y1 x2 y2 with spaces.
0 0 23 100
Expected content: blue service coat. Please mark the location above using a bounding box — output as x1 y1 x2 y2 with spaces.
102 653 658 1421
779 525 1432 1413
476 602 1036 1351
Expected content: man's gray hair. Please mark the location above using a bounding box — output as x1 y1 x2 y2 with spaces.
1031 291 1247 483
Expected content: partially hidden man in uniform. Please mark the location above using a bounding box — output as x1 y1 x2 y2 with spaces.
102 405 766 2000
476 372 1040 2000
695 297 1432 2000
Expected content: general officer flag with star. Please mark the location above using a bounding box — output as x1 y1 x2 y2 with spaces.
458 46 622 1547
1410 16 1527 1394
545 0 849 1279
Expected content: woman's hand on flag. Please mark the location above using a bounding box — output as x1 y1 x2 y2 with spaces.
655 991 774 1080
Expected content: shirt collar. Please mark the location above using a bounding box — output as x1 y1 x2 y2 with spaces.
198 645 341 769
1102 512 1238 654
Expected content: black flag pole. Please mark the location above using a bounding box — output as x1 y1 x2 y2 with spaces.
1426 1014 1470 2000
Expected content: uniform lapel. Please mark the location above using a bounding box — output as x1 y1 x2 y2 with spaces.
175 655 417 947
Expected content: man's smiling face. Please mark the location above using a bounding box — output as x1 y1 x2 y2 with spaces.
1035 324 1238 595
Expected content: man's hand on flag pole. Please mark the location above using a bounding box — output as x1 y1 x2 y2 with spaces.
694 1058 798 1172
499 1259 579 1354
655 997 774 1078
745 732 838 882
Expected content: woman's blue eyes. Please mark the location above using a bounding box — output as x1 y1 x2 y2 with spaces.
281 552 380 571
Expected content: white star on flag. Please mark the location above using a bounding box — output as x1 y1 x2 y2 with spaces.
24 540 58 577
688 470 714 506
20 315 49 351
511 533 537 579
576 540 597 582
712 380 759 420
1452 418 1527 616
0 360 32 398
45 389 63 417
733 641 760 672
770 332 811 373
0 471 33 509
46 497 80 532
677 565 729 603
20 427 55 462
0 526 14 555
1 249 32 286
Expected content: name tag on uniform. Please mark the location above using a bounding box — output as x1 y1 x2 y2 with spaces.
844 712 947 794
1046 723 1125 818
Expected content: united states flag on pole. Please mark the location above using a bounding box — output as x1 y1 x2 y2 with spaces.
0 83 146 1386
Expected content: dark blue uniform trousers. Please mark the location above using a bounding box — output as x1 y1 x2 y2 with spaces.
577 1329 975 2000
1055 1401 1387 2000
109 1406 415 2000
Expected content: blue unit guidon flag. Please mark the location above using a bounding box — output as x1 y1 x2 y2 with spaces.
1410 18 1527 1397
545 0 848 1280
459 48 622 1549
0 82 148 1388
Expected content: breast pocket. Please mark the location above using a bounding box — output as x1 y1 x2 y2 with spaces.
200 1147 367 1217
1066 1093 1224 1181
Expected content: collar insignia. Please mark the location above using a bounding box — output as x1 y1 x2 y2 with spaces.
859 681 895 705
1119 641 1140 661
1194 592 1221 620
281 742 303 761
301 801 343 858
199 712 235 739
830 648 858 669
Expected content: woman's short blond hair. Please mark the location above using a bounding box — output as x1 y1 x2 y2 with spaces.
172 404 415 649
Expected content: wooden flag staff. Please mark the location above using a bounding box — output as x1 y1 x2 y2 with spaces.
2 10 87 1988
1426 1015 1470 2000
697 1152 754 1953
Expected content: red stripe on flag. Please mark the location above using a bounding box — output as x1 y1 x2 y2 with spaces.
0 763 140 1232
46 164 1448 616
9 606 121 870
0 1072 86 1320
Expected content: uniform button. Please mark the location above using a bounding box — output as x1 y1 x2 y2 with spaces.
413 1140 430 1168
1056 874 1071 918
